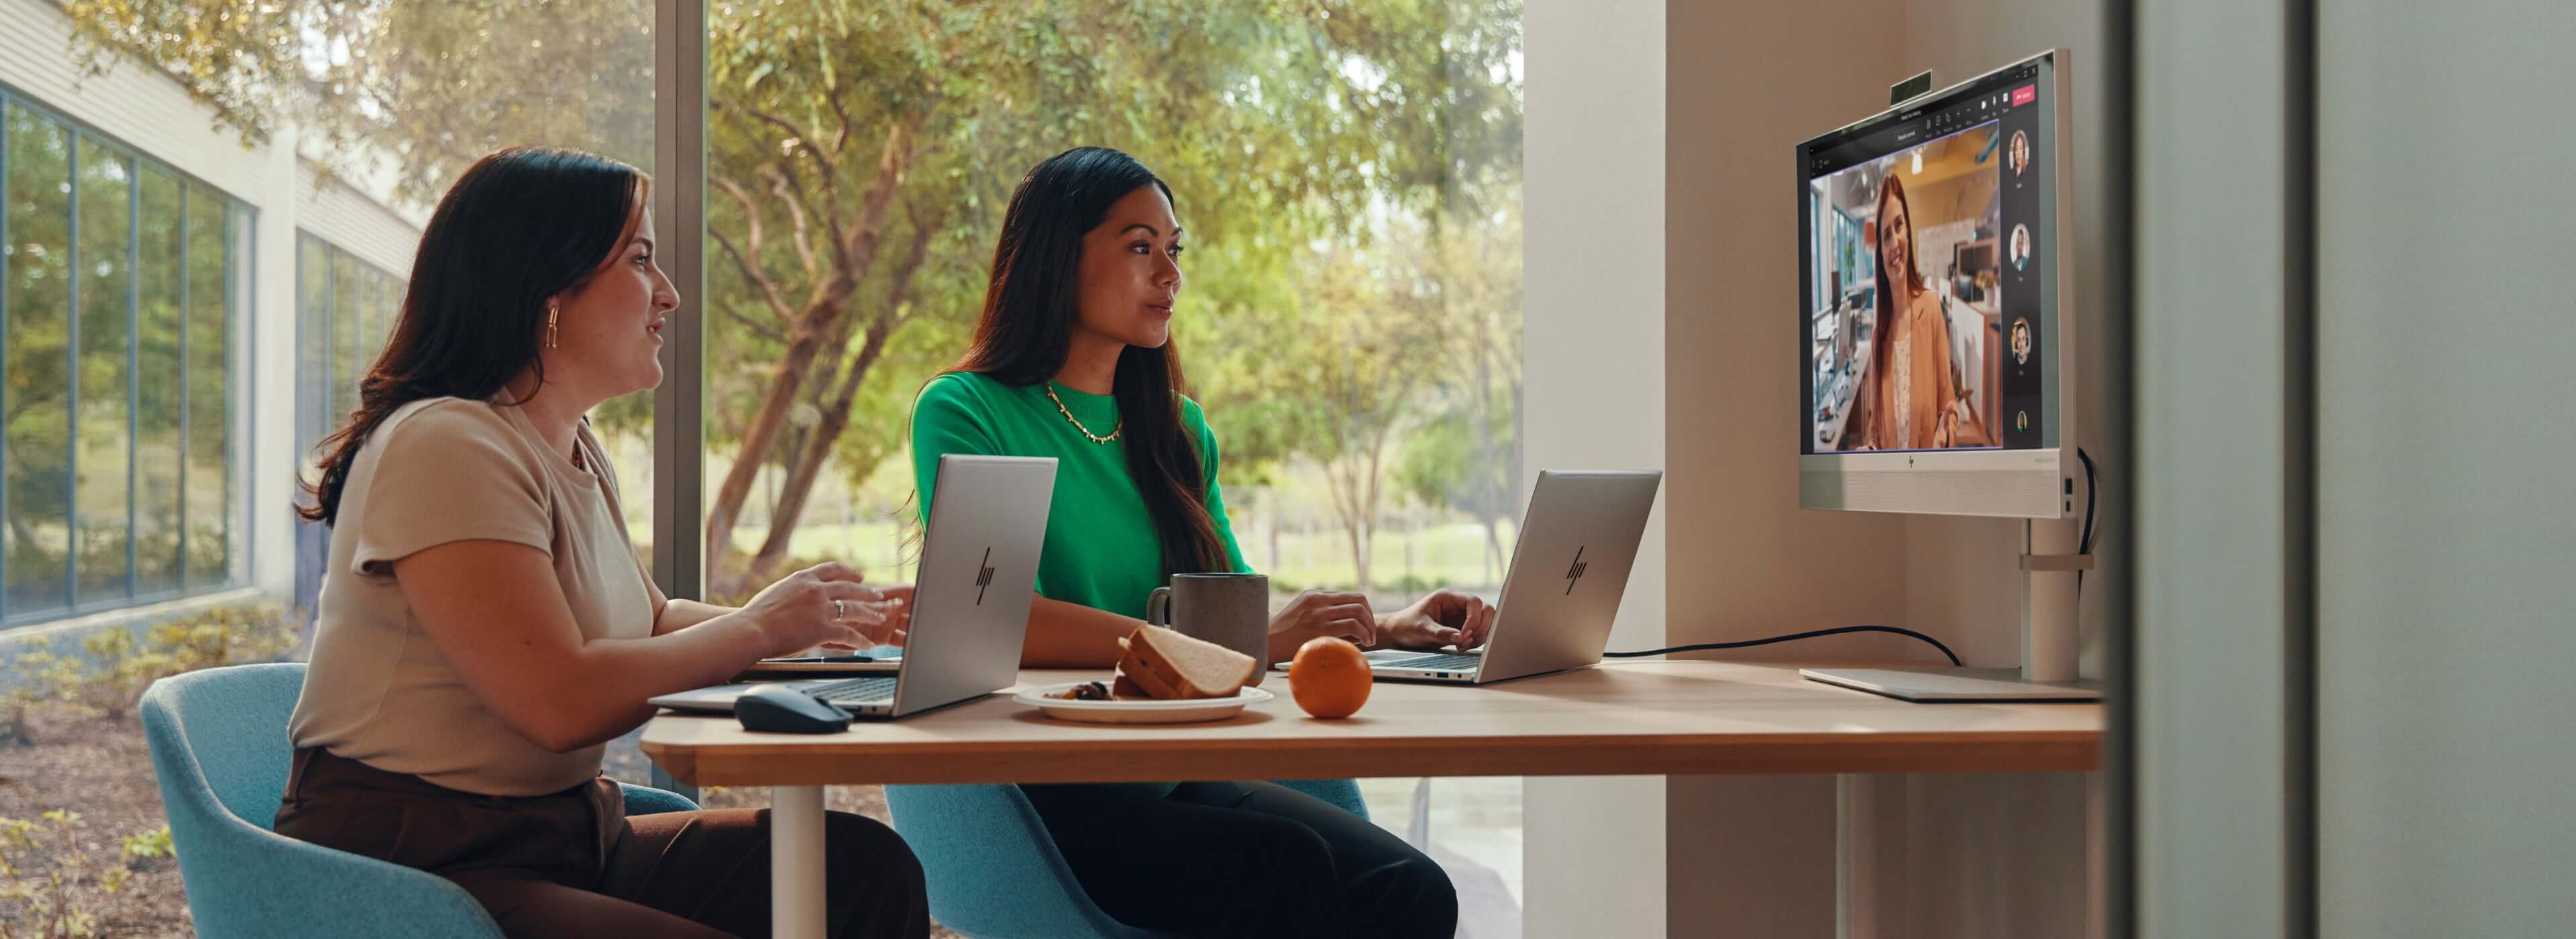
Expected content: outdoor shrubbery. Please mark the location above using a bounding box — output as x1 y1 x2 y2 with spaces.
0 812 177 938
3 602 300 744
0 603 295 936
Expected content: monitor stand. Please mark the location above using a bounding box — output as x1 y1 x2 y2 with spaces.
1802 518 2102 703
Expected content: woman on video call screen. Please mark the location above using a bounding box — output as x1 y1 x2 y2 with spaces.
1807 125 2006 453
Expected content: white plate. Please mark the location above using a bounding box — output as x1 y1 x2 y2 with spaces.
1014 682 1273 724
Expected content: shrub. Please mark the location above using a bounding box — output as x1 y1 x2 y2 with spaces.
118 826 173 870
71 631 172 724
2 602 300 742
0 810 128 939
146 603 301 675
2 653 83 748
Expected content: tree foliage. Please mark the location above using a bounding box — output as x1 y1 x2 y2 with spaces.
62 0 1525 595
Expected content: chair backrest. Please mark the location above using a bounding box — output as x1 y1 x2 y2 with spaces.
142 663 509 938
140 662 308 828
885 783 1177 939
885 780 1365 939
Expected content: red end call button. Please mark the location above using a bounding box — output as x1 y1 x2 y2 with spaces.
2011 85 2037 107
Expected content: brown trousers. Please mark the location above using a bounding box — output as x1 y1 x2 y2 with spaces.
273 749 928 939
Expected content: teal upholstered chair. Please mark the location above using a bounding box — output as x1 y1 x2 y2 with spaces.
884 780 1368 939
140 663 698 938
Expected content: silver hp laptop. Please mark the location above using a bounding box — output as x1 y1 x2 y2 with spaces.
1364 470 1660 685
649 455 1055 718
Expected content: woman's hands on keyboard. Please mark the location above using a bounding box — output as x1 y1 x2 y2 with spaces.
739 563 902 657
1372 589 1496 653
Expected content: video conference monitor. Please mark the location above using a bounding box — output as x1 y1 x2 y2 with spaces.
1796 50 2074 519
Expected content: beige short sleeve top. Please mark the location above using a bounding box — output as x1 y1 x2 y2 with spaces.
288 397 666 796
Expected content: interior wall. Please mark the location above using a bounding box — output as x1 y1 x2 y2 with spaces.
1868 5 2113 936
1900 0 2116 685
1661 0 2116 672
1664 0 2106 936
2316 0 2576 935
1662 1 1903 936
1664 0 1909 672
1520 1 1669 936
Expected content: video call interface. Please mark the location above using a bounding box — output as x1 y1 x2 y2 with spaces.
1801 63 2047 454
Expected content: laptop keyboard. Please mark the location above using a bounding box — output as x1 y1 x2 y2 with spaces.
1373 653 1483 671
803 677 898 704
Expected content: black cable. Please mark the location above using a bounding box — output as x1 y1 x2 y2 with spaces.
1606 625 1962 667
1612 457 2097 671
2077 447 2099 596
2077 447 2098 556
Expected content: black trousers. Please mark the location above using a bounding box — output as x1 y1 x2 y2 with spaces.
1021 781 1458 939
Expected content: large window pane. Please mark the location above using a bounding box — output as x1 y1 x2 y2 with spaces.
696 1 1526 606
3 104 72 616
364 0 663 787
3 101 250 616
290 236 402 610
330 249 360 428
373 268 398 347
696 0 1525 912
72 137 130 605
291 233 331 615
182 186 233 588
10 0 657 928
295 235 331 471
134 164 183 595
52 0 664 792
360 270 382 382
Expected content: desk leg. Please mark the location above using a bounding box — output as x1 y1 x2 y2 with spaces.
773 785 827 939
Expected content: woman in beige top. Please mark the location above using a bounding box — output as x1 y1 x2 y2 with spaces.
1862 171 1964 451
275 147 927 939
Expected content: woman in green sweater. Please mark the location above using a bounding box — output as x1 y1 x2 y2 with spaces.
906 148 1485 938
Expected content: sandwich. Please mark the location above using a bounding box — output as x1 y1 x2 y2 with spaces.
1114 626 1257 700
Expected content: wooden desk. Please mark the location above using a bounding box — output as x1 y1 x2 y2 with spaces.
640 660 2100 937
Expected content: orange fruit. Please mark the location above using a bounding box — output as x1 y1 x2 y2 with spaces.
1288 637 1373 719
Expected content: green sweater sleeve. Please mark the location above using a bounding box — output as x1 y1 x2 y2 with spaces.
1184 397 1252 574
909 374 1000 522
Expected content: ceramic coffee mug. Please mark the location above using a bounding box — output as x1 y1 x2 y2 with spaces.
1145 572 1272 685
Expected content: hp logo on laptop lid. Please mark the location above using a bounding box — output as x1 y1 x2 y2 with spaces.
1564 546 1588 595
974 547 996 604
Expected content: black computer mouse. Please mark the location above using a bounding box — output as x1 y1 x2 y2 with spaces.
735 684 853 734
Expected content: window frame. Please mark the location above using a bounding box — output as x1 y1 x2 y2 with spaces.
0 82 256 627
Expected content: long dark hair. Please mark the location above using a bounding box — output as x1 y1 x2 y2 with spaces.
949 146 1227 577
1867 170 1925 449
299 147 649 525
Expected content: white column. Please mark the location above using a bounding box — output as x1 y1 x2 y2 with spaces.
772 785 828 939
247 125 303 605
1522 0 1668 936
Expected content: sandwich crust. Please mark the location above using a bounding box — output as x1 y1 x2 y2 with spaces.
1112 626 1255 700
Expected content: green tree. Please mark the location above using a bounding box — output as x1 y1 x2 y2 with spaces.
1238 221 1458 595
63 0 655 201
63 0 1525 597
1424 204 1524 580
688 0 1523 593
4 105 75 610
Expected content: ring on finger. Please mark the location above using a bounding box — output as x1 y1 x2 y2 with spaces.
833 598 847 621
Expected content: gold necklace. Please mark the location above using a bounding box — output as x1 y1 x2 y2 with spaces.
1043 384 1121 444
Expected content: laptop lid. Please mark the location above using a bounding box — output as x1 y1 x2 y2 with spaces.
889 454 1057 716
1470 470 1662 683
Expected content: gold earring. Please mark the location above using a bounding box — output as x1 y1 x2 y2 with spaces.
545 304 559 348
